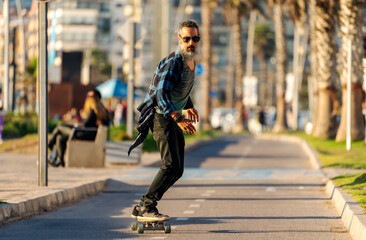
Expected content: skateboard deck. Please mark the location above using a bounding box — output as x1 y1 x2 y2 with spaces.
131 218 171 234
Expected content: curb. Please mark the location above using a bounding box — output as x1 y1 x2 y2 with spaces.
259 134 366 240
325 181 366 240
296 135 366 240
0 180 107 225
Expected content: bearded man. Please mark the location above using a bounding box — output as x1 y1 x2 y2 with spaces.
131 20 200 221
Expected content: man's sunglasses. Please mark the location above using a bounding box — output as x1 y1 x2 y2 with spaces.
179 35 200 43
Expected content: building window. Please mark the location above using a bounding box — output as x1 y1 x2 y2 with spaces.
100 3 110 12
98 18 110 34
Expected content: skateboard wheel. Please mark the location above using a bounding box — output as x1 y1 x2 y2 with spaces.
164 224 171 234
131 222 138 231
138 224 144 234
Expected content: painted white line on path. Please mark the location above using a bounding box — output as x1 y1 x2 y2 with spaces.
150 237 167 240
206 190 216 194
189 204 201 208
183 210 195 214
195 199 206 202
201 193 211 197
176 217 189 221
265 187 276 192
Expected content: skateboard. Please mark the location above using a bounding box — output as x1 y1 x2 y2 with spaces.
131 218 171 234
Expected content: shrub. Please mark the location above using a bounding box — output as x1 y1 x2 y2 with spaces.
2 112 60 138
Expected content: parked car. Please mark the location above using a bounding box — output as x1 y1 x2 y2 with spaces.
210 108 239 132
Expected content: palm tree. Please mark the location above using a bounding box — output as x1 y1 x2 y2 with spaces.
267 0 288 132
308 0 319 134
286 0 308 131
335 0 365 141
200 0 215 130
223 0 264 130
253 22 275 107
312 0 339 139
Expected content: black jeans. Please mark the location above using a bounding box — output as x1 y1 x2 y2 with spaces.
140 113 185 208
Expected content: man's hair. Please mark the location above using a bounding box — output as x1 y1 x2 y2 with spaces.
176 20 200 36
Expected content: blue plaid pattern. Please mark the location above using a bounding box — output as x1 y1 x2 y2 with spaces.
137 50 194 115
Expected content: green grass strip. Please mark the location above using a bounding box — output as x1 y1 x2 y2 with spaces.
287 132 366 169
332 173 366 211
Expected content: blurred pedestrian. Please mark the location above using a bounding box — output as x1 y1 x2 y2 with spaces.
114 99 123 126
259 108 265 132
131 20 200 221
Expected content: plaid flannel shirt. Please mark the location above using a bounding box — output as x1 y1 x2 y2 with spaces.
137 50 194 116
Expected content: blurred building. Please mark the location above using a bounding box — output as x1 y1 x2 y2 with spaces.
45 0 111 85
109 0 130 80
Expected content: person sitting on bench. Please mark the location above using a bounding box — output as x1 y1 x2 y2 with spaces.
48 89 110 167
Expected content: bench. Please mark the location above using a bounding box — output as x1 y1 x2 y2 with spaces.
64 125 108 168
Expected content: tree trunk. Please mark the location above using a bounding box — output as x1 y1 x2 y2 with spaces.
201 0 212 130
226 29 234 108
259 56 267 107
313 88 338 138
312 1 338 138
336 0 365 141
309 0 318 132
232 7 244 131
272 3 287 133
336 85 364 140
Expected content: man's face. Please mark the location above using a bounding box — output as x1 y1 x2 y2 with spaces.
177 27 199 59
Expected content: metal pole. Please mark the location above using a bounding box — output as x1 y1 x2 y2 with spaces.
38 0 48 186
127 20 135 138
292 23 299 130
346 38 352 151
3 0 9 111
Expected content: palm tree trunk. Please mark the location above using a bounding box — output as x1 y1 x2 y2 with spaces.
259 56 267 107
226 29 235 108
201 0 212 130
336 0 365 141
273 3 287 132
312 1 338 139
232 6 244 131
309 0 318 132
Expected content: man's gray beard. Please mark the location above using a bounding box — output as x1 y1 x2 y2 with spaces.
178 43 197 62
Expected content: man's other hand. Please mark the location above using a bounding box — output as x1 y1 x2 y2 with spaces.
186 108 199 123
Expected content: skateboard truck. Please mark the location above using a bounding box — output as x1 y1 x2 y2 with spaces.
131 220 171 234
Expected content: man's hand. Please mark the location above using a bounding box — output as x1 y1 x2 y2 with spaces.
186 108 199 123
170 110 197 135
178 119 196 135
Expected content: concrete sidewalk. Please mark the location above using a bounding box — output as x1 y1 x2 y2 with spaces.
0 135 365 239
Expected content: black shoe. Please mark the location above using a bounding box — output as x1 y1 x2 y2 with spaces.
137 206 170 221
48 158 61 167
47 151 64 167
131 204 141 219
